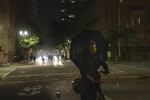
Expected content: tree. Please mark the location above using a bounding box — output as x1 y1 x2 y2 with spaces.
19 35 39 48
18 35 39 62
58 39 71 59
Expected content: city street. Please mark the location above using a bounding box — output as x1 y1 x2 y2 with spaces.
0 62 150 100
0 61 150 100
1 0 150 100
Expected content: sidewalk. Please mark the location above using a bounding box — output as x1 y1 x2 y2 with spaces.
106 61 150 79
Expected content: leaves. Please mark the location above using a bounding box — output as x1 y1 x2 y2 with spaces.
58 39 71 50
19 35 39 48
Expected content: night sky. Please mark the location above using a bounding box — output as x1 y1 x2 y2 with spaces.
36 0 88 47
37 0 59 46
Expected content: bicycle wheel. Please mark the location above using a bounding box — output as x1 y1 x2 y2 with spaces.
97 86 105 100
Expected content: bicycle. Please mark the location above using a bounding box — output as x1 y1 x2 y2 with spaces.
73 70 107 100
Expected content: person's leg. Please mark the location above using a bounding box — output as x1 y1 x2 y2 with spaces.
97 85 105 100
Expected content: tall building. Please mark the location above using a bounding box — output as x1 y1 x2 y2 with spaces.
99 0 150 60
30 0 38 22
55 0 90 36
49 0 82 43
0 0 16 62
69 0 150 60
58 0 77 23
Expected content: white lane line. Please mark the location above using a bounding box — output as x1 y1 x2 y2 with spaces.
1 68 16 78
5 73 80 78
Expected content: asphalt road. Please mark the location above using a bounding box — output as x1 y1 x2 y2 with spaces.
0 61 150 100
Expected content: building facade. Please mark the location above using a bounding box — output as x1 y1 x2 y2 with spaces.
99 0 150 60
0 0 38 62
0 0 16 62
70 0 150 61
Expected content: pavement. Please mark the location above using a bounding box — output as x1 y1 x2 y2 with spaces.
0 62 32 78
0 61 150 100
0 60 150 79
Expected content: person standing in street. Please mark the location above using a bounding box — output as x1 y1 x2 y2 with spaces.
79 40 110 100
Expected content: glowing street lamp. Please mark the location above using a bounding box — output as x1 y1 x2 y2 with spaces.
24 30 28 36
19 31 23 36
19 30 29 37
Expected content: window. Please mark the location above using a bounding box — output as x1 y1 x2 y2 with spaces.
60 9 66 13
131 18 134 26
68 0 75 4
138 17 141 24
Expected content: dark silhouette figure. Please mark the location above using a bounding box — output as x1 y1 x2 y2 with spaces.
72 40 109 100
71 30 110 100
41 56 45 64
80 40 109 100
33 55 36 63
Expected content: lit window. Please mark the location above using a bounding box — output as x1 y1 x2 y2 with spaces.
68 14 75 22
60 9 65 13
69 0 75 3
68 14 75 18
61 18 65 21
138 17 141 24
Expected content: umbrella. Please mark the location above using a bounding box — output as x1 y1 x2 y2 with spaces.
70 30 108 69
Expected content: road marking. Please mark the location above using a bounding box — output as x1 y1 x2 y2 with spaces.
1 68 16 78
5 73 80 78
17 85 42 96
0 78 73 85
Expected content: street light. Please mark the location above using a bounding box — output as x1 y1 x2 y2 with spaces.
24 31 28 36
19 31 23 36
19 30 29 37
18 30 29 63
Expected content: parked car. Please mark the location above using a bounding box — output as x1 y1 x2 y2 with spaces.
13 55 24 62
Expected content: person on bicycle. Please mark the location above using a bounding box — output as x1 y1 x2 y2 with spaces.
79 40 110 100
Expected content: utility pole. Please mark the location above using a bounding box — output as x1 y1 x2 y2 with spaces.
118 0 123 60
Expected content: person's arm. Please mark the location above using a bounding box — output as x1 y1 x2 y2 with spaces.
101 61 110 74
98 54 110 74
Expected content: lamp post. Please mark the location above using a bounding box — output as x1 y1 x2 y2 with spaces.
19 30 29 63
118 0 123 60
